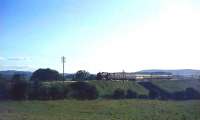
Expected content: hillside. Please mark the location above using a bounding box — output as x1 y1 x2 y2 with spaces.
43 80 200 99
151 79 200 93
89 81 149 97
138 69 200 76
0 70 32 80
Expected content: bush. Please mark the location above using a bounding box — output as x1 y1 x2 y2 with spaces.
28 81 42 100
185 88 200 100
113 88 125 99
126 89 137 99
138 95 148 99
10 74 28 100
67 82 98 100
49 83 66 100
0 74 8 100
172 91 186 100
38 84 50 100
149 90 159 99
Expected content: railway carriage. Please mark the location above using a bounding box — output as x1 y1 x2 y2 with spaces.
97 72 173 80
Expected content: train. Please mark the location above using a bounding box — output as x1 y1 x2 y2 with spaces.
97 72 173 81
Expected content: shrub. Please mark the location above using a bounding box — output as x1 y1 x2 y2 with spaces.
38 84 50 100
172 91 186 100
185 88 200 100
67 82 98 100
149 90 159 99
49 83 66 100
0 74 8 100
10 74 28 100
28 81 42 100
138 95 148 99
126 89 137 99
113 88 125 99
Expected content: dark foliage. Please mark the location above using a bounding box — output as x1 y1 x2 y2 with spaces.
10 74 28 100
73 70 90 80
172 91 186 100
31 68 60 81
149 90 159 99
96 72 103 80
126 89 137 99
87 74 97 80
67 82 98 100
49 83 67 100
0 74 8 99
138 95 148 99
28 81 43 100
113 88 125 99
185 88 200 100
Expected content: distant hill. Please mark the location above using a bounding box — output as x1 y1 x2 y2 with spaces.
137 69 200 76
0 70 32 80
0 70 75 80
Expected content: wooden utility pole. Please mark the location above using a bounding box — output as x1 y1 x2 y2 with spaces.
61 56 66 99
122 70 125 89
61 56 66 82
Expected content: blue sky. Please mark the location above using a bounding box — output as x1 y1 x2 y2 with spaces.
1 0 200 73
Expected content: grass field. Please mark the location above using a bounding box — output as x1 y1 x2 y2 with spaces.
0 100 200 120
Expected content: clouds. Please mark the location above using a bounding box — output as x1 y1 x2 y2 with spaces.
1 65 34 71
7 57 31 61
0 57 31 61
0 56 34 71
0 57 5 61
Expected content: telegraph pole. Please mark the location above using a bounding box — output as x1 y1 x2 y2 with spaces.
122 70 125 89
61 56 66 99
61 56 66 82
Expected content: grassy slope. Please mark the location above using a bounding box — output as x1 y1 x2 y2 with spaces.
43 80 200 96
89 80 149 97
151 79 200 93
0 100 200 120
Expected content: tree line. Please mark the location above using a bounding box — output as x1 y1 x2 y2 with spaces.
0 68 200 101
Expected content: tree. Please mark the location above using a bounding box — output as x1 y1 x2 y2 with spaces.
10 74 28 100
96 72 103 80
74 70 90 80
67 82 98 100
31 68 60 81
113 88 125 99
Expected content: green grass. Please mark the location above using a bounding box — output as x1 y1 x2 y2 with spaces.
0 100 200 120
89 80 149 97
42 80 149 97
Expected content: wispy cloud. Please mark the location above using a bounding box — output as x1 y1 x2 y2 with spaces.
7 57 31 61
0 57 5 60
0 57 31 61
1 65 35 71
